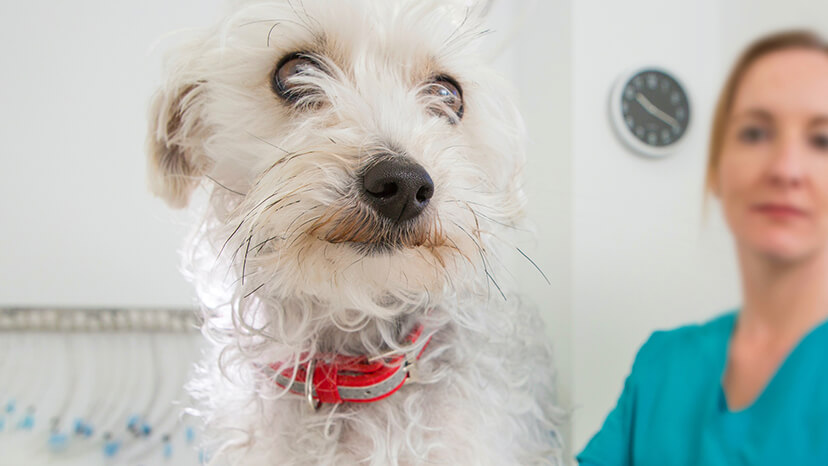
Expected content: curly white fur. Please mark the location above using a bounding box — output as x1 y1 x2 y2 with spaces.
147 1 563 464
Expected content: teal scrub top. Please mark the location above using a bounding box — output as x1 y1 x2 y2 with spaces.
577 312 828 466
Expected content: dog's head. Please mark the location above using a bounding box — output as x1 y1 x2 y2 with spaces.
148 0 527 316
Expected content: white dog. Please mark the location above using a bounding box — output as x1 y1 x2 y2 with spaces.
148 0 562 464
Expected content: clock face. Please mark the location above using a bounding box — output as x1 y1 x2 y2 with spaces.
613 68 691 156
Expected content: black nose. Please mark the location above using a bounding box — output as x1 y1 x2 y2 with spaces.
362 158 434 223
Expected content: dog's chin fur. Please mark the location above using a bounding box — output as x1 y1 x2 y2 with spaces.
148 0 563 463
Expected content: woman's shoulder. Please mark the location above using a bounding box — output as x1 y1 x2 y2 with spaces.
631 311 736 378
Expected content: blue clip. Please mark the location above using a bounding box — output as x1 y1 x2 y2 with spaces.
5 400 15 414
17 414 34 431
0 416 5 432
127 415 144 437
74 418 94 438
103 439 121 457
185 426 195 444
48 432 69 452
163 442 173 459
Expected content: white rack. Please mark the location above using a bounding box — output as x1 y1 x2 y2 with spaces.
0 308 200 333
0 308 205 465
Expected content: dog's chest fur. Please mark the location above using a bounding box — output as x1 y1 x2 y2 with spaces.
194 304 559 465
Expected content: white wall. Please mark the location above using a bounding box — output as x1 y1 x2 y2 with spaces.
0 0 223 308
722 0 828 62
509 0 573 456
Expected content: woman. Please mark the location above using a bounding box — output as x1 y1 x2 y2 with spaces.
578 31 828 465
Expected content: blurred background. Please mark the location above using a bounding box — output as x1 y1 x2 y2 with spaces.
1 0 827 463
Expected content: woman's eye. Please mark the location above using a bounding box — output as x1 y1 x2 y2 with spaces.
810 133 828 151
738 126 769 144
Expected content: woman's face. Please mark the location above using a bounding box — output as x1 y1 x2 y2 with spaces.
717 48 828 264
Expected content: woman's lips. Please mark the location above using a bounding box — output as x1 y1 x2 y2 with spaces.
752 203 808 219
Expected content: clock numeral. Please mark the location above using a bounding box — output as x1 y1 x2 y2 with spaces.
647 132 657 145
636 127 646 138
676 107 686 121
661 129 671 143
671 91 681 105
625 116 635 128
647 74 658 89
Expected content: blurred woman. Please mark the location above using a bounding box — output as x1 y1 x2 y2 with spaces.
578 31 828 465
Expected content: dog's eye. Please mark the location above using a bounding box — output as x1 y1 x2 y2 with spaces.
424 75 464 121
272 53 323 104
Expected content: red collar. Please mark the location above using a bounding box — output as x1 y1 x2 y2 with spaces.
265 324 432 408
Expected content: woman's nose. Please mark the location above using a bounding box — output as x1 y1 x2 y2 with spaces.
766 132 806 188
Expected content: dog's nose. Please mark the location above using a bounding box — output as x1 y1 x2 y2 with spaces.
362 158 434 223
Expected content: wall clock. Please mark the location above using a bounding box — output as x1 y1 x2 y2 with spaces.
610 68 691 158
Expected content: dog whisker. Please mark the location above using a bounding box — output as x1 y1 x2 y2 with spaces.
443 7 471 47
486 269 506 301
218 216 248 261
255 15 317 42
284 216 322 251
241 230 255 285
451 220 503 301
444 27 495 57
341 254 365 275
251 201 306 250
206 175 246 196
462 201 484 243
259 148 335 174
266 21 281 47
280 205 320 234
229 268 261 287
253 234 287 254
230 194 307 267
288 212 325 239
237 18 282 28
245 183 312 221
246 131 290 154
445 199 523 230
243 282 266 299
228 215 262 267
516 247 551 285
287 0 323 38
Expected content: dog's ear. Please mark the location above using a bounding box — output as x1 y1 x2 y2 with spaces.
147 81 211 208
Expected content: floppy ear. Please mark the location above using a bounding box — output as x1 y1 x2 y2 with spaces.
146 81 211 208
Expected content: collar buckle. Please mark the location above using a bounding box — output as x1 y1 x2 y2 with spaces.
304 359 321 411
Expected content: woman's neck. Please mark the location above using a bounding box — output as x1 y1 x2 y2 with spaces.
737 245 828 341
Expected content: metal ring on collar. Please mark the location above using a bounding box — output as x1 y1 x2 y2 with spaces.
304 359 320 411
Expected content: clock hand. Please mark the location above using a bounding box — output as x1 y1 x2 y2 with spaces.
635 93 681 130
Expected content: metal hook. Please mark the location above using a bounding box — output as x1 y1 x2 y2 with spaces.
304 359 320 411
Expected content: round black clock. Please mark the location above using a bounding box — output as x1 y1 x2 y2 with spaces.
610 68 691 158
